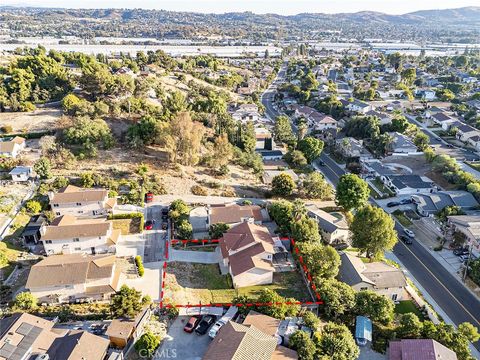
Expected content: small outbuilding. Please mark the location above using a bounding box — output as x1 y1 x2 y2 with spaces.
355 316 372 346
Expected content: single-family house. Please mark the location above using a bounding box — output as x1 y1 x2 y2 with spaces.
9 166 34 182
388 339 457 360
39 214 121 255
259 150 284 161
231 103 261 123
262 170 298 185
219 222 275 288
0 136 26 158
412 191 479 217
430 112 456 130
0 313 110 360
466 99 480 111
415 89 436 101
335 137 372 159
306 205 350 245
385 175 435 195
338 252 408 301
388 132 418 154
365 110 392 126
347 99 374 114
106 306 151 349
208 203 265 227
25 253 122 303
203 311 297 360
456 123 480 143
49 185 117 217
312 114 337 131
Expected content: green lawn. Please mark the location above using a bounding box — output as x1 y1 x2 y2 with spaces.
395 300 425 320
373 178 395 197
392 210 413 227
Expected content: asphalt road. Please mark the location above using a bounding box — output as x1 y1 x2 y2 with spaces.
318 153 480 350
143 205 168 263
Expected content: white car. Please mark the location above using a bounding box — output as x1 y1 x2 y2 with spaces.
404 229 415 238
208 319 227 338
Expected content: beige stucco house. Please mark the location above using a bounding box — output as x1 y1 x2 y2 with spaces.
338 252 408 301
49 185 116 218
0 136 26 158
219 222 275 288
25 253 122 304
40 214 121 255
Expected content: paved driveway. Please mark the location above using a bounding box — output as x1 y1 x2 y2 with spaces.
358 345 386 360
123 261 162 301
155 316 212 360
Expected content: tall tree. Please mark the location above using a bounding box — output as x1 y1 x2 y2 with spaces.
335 174 370 211
274 115 296 146
271 173 296 197
301 172 332 200
297 137 324 163
296 242 340 279
313 322 360 360
354 290 395 325
291 216 321 243
351 205 397 259
110 285 143 318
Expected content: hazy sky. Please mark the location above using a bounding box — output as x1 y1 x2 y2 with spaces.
3 0 479 15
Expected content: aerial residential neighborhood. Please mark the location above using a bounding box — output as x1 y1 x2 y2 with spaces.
0 2 480 360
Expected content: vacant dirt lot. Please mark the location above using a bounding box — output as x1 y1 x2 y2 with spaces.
0 108 61 133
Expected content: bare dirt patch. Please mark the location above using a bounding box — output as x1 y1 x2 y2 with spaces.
0 108 61 133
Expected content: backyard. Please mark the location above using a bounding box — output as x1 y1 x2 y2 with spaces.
163 262 311 306
394 300 427 320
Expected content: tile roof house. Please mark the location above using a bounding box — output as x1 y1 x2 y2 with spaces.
0 136 26 158
306 205 350 245
0 313 110 360
49 185 116 218
203 310 297 360
219 222 275 288
412 191 479 217
338 252 408 301
39 214 121 255
26 253 122 303
208 203 265 227
388 339 457 360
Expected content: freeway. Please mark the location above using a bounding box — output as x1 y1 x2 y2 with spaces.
318 153 480 350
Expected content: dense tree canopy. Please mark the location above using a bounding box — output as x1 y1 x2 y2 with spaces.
351 205 397 259
336 174 370 211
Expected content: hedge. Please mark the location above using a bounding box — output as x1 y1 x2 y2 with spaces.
135 255 145 277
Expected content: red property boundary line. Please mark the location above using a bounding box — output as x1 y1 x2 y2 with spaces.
159 237 323 309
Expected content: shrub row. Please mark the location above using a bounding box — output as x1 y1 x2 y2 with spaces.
135 255 145 277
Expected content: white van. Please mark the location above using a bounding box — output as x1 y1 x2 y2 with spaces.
208 306 238 339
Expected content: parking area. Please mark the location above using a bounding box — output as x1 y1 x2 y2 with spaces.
155 316 213 360
53 320 111 338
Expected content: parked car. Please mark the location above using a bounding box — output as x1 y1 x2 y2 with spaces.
387 201 400 208
400 198 412 205
453 248 469 256
184 316 201 333
208 306 238 339
195 315 216 335
400 235 413 245
404 229 415 238
144 220 154 230
459 254 470 262
318 160 326 166
161 208 169 220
